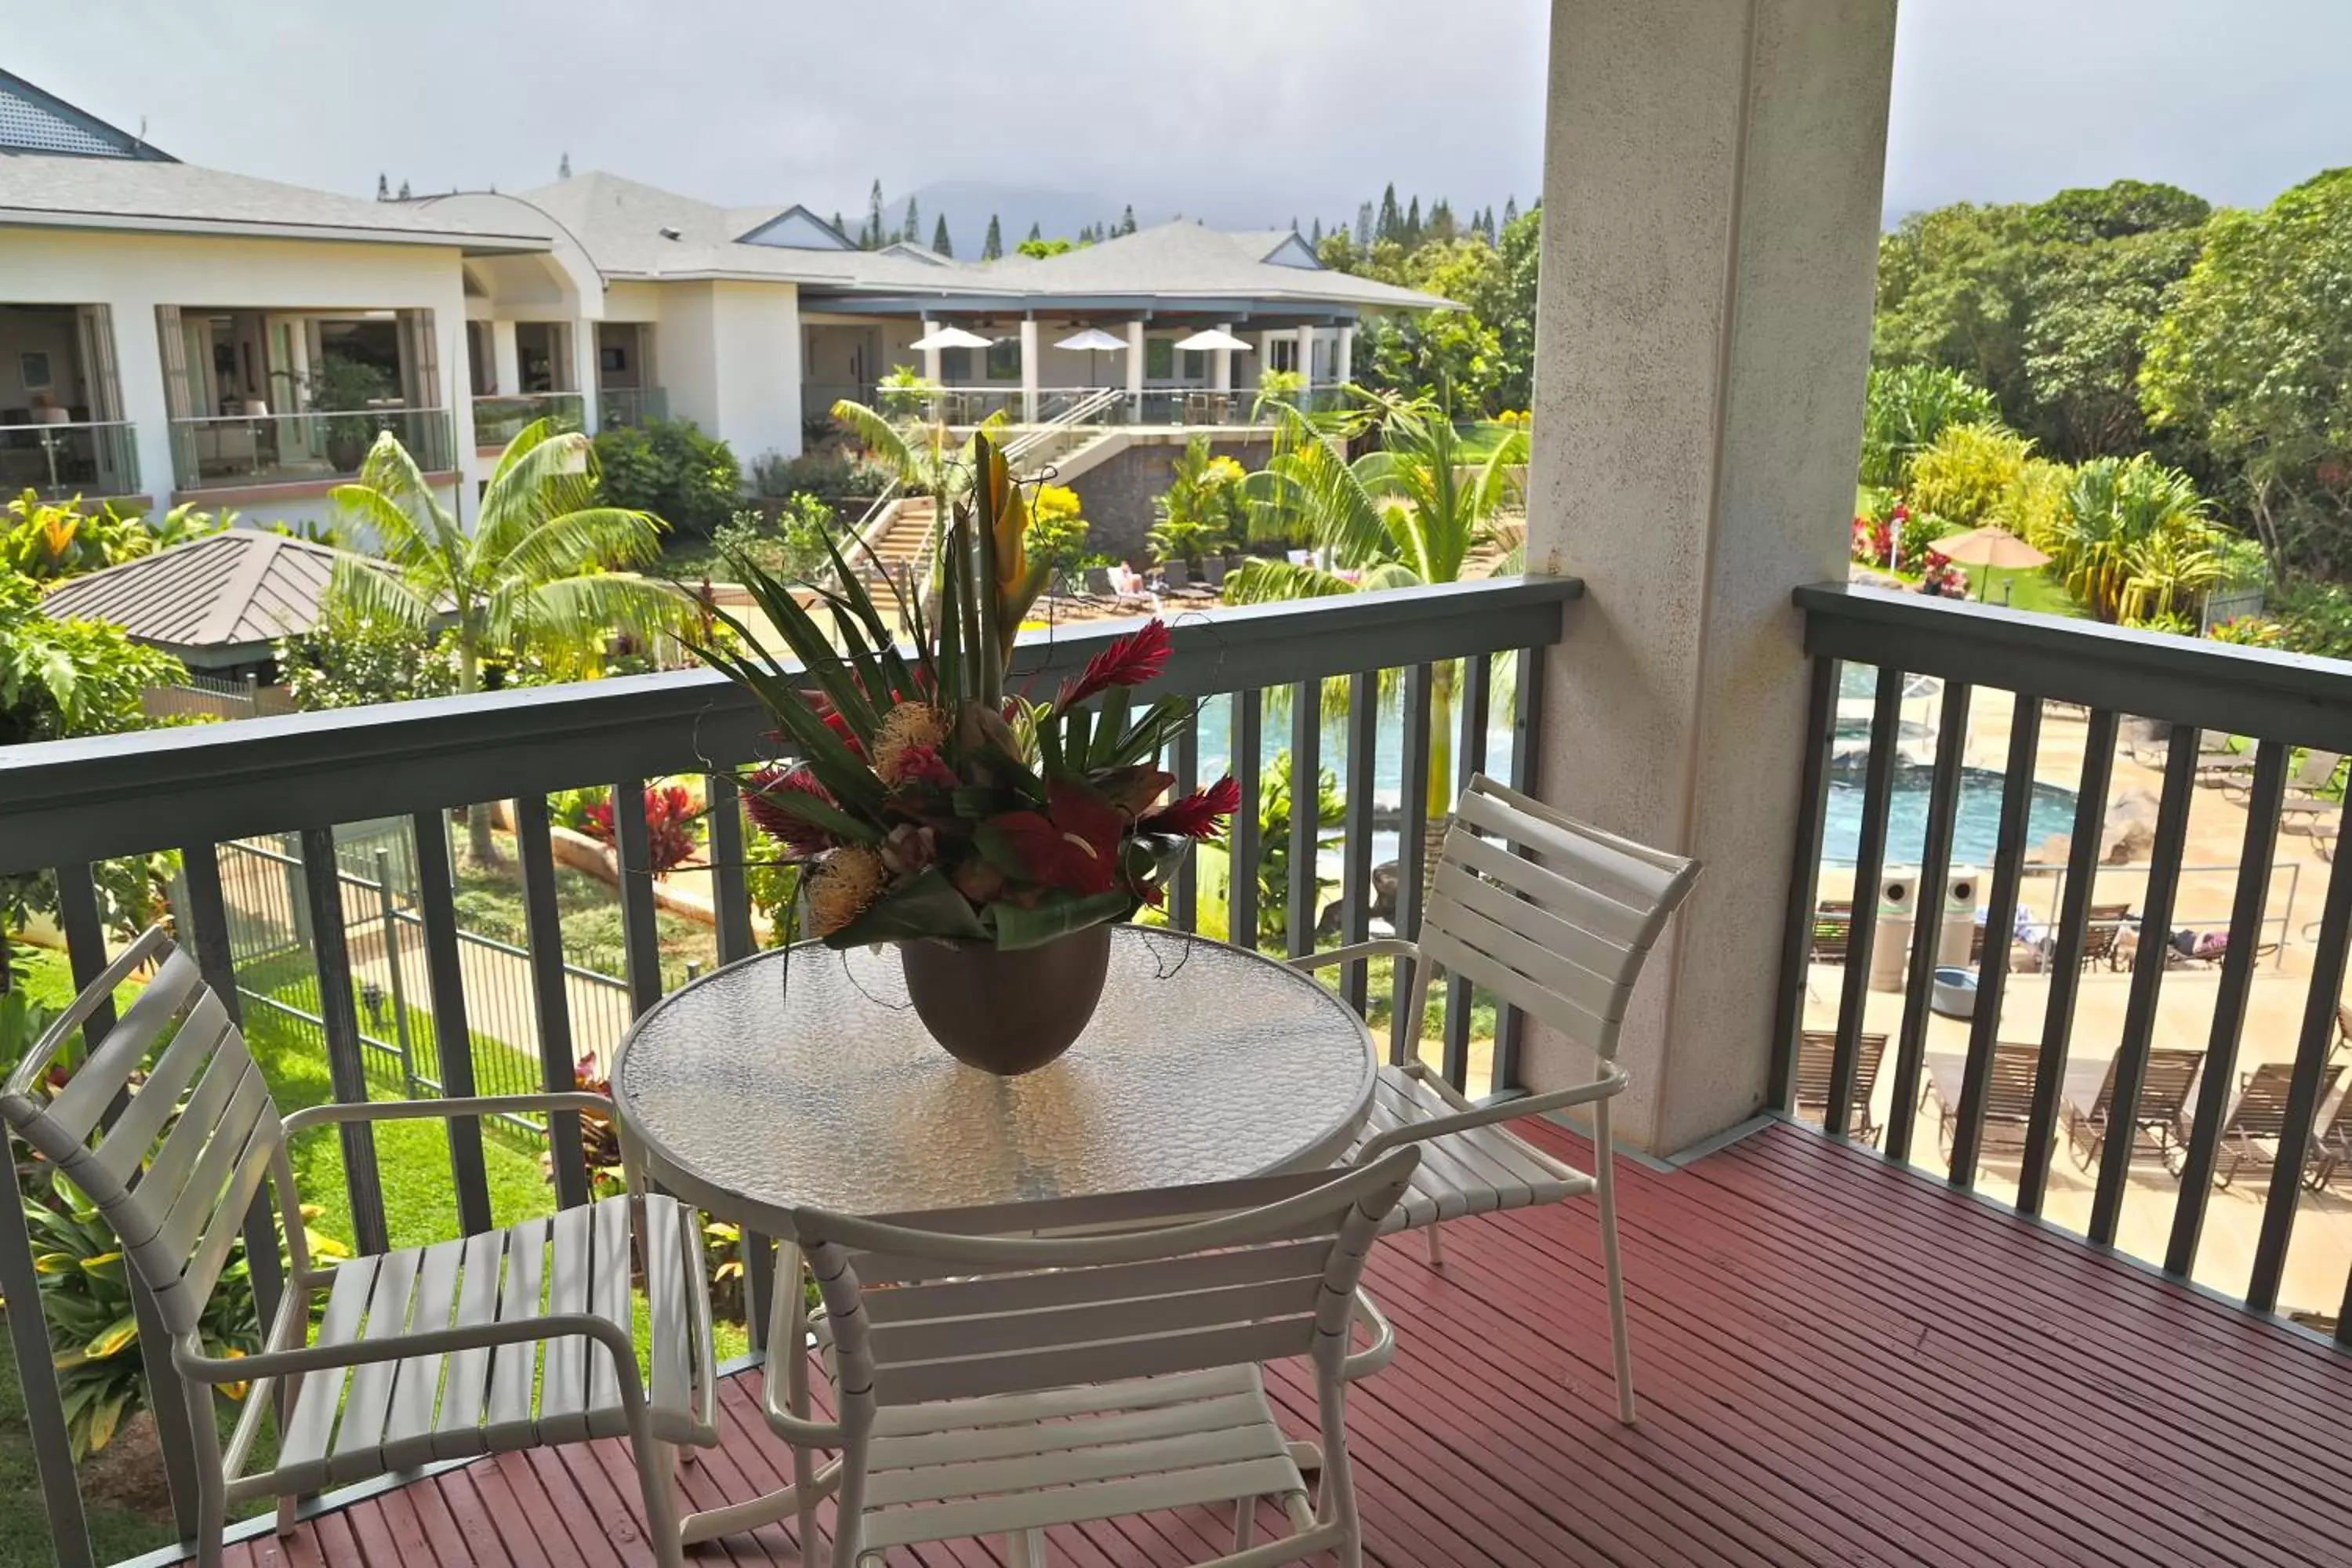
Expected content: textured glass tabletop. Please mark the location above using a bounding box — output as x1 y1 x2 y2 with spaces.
612 927 1379 1220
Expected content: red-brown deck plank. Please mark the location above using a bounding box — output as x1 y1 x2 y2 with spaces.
234 1120 2352 1566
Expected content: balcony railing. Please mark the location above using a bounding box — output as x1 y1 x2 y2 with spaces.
0 420 140 499
167 408 453 492
470 391 584 447
1778 584 2352 1340
0 577 1572 1566
597 386 666 429
803 383 1341 434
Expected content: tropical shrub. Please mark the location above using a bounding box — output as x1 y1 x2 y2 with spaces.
593 418 742 535
1148 438 1245 567
2 492 231 583
581 782 700 875
709 495 833 582
1858 364 2002 488
1025 485 1091 574
2045 454 2215 622
2005 457 2074 553
1254 749 1344 947
1918 554 1969 598
2205 615 2284 648
2267 580 2352 661
0 574 184 745
276 618 462 711
876 364 940 420
1907 422 2034 528
752 448 895 501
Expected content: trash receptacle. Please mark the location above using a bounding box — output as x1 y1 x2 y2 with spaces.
1870 911 1912 992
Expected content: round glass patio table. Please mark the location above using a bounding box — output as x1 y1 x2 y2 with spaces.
609 925 1380 1229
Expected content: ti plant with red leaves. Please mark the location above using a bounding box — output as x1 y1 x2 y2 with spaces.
691 431 1237 950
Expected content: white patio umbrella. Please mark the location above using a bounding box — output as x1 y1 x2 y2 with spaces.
1173 327 1254 353
907 324 995 351
1055 326 1128 388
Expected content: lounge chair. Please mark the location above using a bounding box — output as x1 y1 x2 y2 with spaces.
2062 1046 2204 1175
2274 750 2343 858
2194 730 2257 787
1811 900 1853 965
2303 1083 2352 1193
1795 1029 1889 1146
2079 902 2136 971
1925 1041 2042 1163
2209 1061 2346 1190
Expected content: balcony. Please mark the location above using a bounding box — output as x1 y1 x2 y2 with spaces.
3 583 2350 1566
167 408 454 494
471 392 585 448
598 387 667 430
0 419 138 500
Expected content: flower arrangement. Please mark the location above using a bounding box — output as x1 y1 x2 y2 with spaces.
691 432 1236 951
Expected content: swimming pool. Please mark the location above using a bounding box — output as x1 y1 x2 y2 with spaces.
1821 764 2079 866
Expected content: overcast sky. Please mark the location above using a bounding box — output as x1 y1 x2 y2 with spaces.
9 2 2349 235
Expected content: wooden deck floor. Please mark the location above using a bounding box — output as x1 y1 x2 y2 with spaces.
225 1119 2352 1567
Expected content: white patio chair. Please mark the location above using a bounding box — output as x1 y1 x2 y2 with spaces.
764 1150 1421 1568
1290 773 1700 1424
0 927 718 1568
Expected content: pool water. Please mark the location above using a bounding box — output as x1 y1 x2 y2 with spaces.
1822 765 2079 867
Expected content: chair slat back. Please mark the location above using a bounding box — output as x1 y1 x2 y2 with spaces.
1983 1042 2043 1123
2229 1062 2338 1139
797 1152 1418 1414
2135 1048 2206 1122
0 927 289 1336
1418 775 1700 1062
1795 1031 1886 1114
2081 903 2136 965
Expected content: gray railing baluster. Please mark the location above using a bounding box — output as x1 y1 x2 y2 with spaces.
2018 710 2120 1214
1888 681 1972 1163
1230 690 1262 952
2166 740 2288 1273
411 808 493 1235
705 772 757 965
1826 667 1904 1138
1392 663 1434 1067
1286 678 1321 960
0 1135 92 1568
2089 728 2200 1247
514 795 590 1210
1492 644 1544 1094
298 826 389 1257
1172 716 1199 933
1770 655 1838 1112
1340 671 1377 1015
1443 655 1492 1091
1949 695 2043 1186
612 779 665 1015
2249 792 2352 1312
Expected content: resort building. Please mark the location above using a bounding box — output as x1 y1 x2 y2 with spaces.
0 69 1445 531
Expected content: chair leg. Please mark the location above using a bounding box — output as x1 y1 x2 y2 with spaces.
1595 1098 1638 1426
1007 1527 1049 1566
1424 1222 1446 1269
630 1429 684 1568
1234 1497 1258 1552
186 1392 227 1568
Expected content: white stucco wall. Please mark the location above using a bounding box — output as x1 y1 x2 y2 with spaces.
709 281 803 461
1 226 476 514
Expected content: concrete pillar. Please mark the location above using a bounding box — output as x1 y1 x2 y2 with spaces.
1257 329 1279 387
490 319 521 397
118 299 176 514
1521 0 1896 1154
1297 322 1317 396
572 318 601 434
1212 322 1233 393
1335 324 1355 387
919 317 943 386
1018 317 1040 421
1125 320 1146 416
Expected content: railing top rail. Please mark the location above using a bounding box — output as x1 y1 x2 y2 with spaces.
1795 583 2352 750
0 418 134 434
0 575 1580 875
169 406 448 425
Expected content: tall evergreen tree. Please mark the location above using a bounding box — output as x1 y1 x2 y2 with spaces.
376 172 390 201
1119 203 1138 235
901 196 920 245
557 151 572 180
1404 195 1421 245
1428 198 1456 242
1502 194 1519 228
1025 221 1043 243
866 180 886 250
396 179 411 201
1309 216 1323 245
832 211 848 242
1377 184 1401 242
931 213 953 256
981 213 1004 260
1356 200 1374 249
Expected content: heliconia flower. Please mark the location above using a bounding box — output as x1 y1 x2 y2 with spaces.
981 779 1128 895
1136 775 1242 840
743 764 837 855
1058 618 1171 708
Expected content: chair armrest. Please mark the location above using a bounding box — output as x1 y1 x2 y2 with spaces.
1341 1287 1396 1381
1356 1065 1629 1161
1288 939 1419 974
282 1091 612 1136
177 1309 637 1388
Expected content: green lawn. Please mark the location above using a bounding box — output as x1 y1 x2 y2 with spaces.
1969 564 2085 618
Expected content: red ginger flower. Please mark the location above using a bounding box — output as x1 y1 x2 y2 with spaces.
981 779 1127 895
744 764 837 855
1058 618 1171 708
1136 775 1241 840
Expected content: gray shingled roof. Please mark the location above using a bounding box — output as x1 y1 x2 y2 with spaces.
41 529 361 658
0 151 549 251
421 175 1448 311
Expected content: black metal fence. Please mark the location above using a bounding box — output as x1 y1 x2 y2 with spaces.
1777 584 2352 1344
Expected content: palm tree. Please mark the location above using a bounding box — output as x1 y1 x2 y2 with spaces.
325 419 689 862
1225 389 1529 870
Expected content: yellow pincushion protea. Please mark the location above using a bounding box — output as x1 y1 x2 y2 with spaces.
808 844 888 937
872 701 950 784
